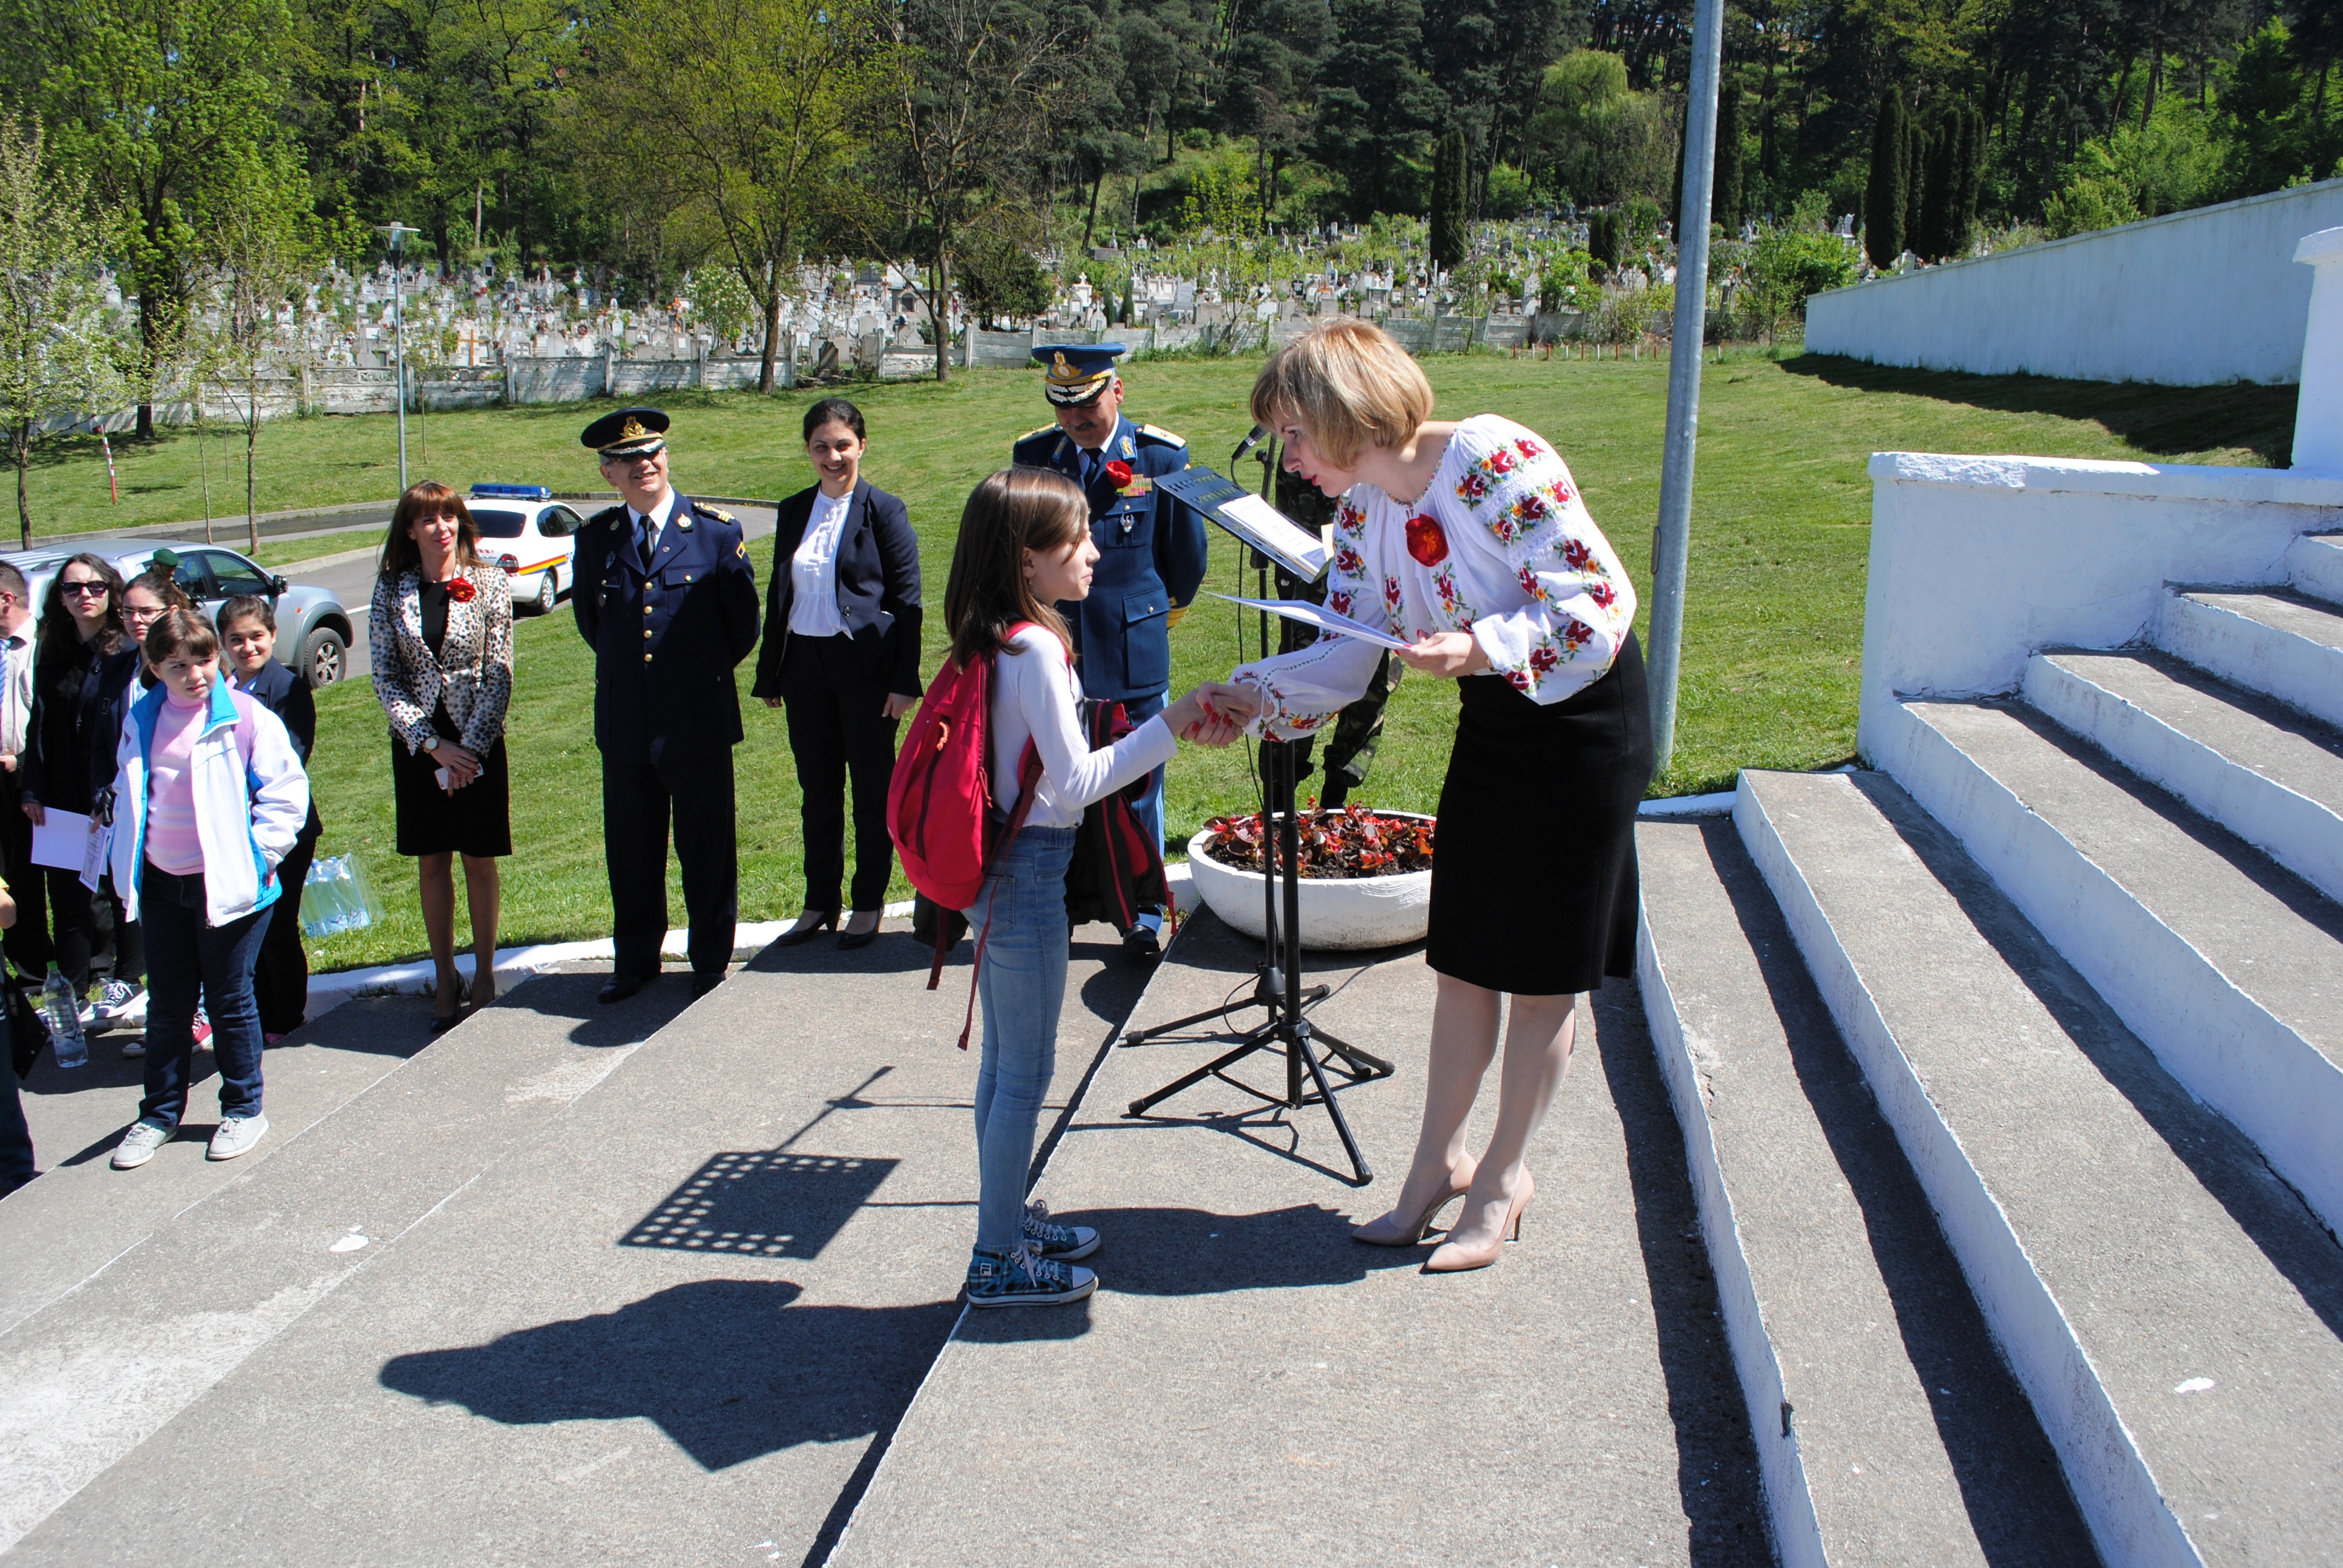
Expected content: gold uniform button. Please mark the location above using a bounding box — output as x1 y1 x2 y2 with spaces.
643 629 653 639
643 604 652 615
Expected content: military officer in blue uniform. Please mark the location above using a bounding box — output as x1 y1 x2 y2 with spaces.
1011 342 1209 958
573 408 761 1002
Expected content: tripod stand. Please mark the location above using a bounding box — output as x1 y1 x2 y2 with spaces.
1122 431 1393 1186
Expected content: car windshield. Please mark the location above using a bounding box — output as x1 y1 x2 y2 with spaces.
472 509 526 539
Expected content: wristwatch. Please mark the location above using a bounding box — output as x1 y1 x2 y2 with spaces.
422 735 441 753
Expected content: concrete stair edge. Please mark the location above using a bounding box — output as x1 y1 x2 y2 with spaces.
1886 697 2343 1239
1730 765 2194 1568
2155 591 2343 732
2285 532 2343 606
2023 652 2343 907
1635 887 1823 1568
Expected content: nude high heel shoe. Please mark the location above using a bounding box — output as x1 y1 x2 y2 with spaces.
1422 1171 1535 1273
1351 1168 1475 1247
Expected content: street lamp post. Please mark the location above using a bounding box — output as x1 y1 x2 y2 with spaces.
382 223 413 491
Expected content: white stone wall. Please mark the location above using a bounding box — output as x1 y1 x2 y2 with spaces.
1807 178 2343 387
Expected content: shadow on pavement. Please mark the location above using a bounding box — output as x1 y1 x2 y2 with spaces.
378 1279 961 1472
621 1151 899 1260
1020 1202 1424 1295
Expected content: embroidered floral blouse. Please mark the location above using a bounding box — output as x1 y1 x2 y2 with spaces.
1233 414 1637 736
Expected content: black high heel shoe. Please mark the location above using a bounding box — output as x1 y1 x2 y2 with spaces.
837 912 882 951
774 910 840 947
428 976 471 1035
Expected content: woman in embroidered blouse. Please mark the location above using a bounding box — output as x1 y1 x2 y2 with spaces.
1228 319 1654 1273
370 482 515 1032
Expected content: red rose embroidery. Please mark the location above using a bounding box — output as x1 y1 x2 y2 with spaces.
1404 514 1447 566
447 577 478 603
1104 460 1133 488
1486 446 1517 475
1529 644 1561 676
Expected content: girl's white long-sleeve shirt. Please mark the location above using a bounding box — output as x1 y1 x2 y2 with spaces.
990 624 1177 828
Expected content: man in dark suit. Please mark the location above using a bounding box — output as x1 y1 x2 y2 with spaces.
574 408 761 1001
1011 344 1208 958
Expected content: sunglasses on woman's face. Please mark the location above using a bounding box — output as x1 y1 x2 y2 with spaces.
61 581 109 598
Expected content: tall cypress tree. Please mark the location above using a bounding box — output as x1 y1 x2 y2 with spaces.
1714 83 1745 232
1865 89 1906 267
1430 126 1468 269
1902 109 1928 260
1955 103 1985 255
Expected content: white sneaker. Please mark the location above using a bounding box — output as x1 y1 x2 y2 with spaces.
207 1113 268 1161
93 981 145 1026
111 1120 172 1169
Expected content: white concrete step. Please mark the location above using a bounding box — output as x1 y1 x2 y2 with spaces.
2024 650 2343 907
1886 697 2343 1238
1638 817 2098 1568
2287 531 2343 606
2155 588 2343 731
1737 768 2343 1568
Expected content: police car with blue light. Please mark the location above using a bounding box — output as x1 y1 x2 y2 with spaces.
467 484 582 615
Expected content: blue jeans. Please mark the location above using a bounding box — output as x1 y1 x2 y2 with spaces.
1123 688 1167 904
137 865 269 1129
966 824 1077 1253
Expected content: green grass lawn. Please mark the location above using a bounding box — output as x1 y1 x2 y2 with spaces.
280 349 2291 970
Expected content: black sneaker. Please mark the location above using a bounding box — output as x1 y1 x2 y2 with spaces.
966 1243 1098 1307
1022 1199 1099 1261
1122 911 1164 961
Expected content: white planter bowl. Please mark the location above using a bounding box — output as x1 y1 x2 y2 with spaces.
1185 812 1433 950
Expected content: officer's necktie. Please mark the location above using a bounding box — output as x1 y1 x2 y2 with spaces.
1080 448 1101 491
635 511 652 564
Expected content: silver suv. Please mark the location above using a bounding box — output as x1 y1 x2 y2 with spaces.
1 541 356 688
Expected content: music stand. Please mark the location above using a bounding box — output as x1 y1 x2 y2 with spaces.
1122 438 1394 1186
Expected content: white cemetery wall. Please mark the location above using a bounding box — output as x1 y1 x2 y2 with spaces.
971 328 1037 368
507 356 609 405
1807 177 2343 385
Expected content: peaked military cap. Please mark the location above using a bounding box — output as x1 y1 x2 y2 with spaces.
1034 342 1128 406
582 407 670 459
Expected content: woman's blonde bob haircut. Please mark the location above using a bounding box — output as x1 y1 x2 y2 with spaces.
1249 318 1436 468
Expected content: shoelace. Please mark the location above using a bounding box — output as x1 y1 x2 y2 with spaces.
1006 1241 1054 1285
1023 1199 1067 1241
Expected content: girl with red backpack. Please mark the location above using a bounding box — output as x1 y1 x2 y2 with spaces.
939 468 1245 1307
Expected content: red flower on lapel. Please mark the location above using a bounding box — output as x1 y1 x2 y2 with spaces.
1104 459 1134 488
447 576 477 603
1404 513 1448 566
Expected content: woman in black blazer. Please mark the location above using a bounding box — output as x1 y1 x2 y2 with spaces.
752 397 923 950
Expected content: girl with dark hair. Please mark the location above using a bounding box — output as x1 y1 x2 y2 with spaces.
752 397 925 950
944 468 1245 1307
105 607 309 1171
21 554 137 1010
369 480 514 1031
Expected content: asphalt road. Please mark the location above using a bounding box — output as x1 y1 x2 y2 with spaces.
301 503 779 687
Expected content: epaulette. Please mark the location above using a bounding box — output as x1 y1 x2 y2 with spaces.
1136 423 1186 448
1017 423 1059 443
693 501 737 524
585 503 625 528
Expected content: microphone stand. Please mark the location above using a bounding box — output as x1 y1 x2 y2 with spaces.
1121 430 1394 1186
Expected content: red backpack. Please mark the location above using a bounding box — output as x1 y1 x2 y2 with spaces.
887 623 1044 1041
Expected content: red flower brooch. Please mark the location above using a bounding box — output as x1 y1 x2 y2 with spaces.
1404 513 1448 566
447 577 477 603
1104 459 1134 488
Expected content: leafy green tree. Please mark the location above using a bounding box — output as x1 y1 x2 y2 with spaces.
1312 0 1443 220
1523 50 1677 211
957 232 1052 326
0 116 122 549
1864 88 1906 267
4 0 294 440
1430 126 1467 267
1714 79 1746 231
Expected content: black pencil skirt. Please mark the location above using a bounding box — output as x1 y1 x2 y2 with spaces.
1424 632 1653 996
392 714 513 860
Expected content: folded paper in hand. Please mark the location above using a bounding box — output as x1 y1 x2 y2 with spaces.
1208 593 1415 652
30 809 93 872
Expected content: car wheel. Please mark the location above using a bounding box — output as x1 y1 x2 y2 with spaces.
535 569 558 615
302 626 348 688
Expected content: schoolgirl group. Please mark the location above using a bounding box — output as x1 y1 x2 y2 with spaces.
59 319 1655 1318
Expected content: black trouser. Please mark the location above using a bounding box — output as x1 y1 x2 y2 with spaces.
603 743 737 979
0 771 51 979
47 867 139 994
778 633 902 914
252 826 318 1036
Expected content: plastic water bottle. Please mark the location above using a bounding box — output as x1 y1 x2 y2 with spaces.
341 855 379 933
303 857 352 939
40 964 87 1069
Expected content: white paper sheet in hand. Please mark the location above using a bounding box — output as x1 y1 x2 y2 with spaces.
1208 593 1415 652
30 809 94 872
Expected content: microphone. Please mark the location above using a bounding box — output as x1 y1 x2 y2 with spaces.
1230 423 1269 467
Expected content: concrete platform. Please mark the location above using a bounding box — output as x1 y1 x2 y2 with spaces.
4 921 1149 1566
832 914 1771 1567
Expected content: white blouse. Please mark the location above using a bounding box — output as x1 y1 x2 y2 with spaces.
1234 414 1637 736
991 625 1177 829
787 488 854 638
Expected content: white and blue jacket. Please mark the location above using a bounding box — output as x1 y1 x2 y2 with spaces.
108 681 311 927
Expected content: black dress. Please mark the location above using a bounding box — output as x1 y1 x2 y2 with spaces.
391 582 512 858
1424 632 1653 996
